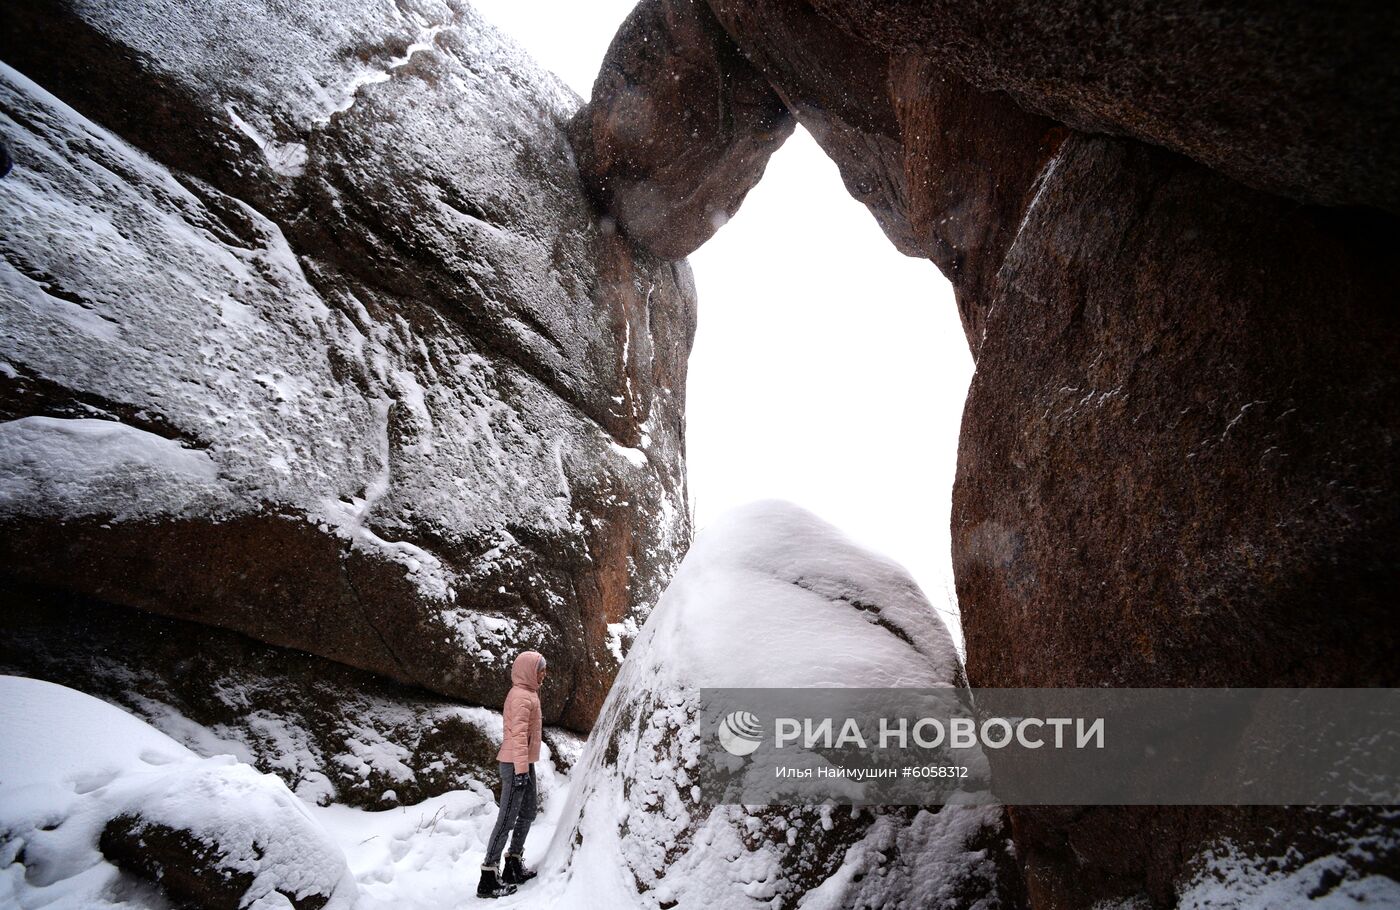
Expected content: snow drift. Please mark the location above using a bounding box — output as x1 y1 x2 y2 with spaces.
0 675 356 910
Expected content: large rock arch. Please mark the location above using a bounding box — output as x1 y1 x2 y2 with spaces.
568 0 1400 904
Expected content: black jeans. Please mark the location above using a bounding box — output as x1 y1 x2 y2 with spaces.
484 762 536 867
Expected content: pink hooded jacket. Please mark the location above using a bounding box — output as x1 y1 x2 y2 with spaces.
497 650 545 773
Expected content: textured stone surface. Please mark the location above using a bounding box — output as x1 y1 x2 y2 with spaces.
571 0 1400 904
99 815 264 910
708 0 917 257
0 588 525 810
953 130 1400 908
886 55 1065 347
954 134 1400 691
0 0 695 730
568 0 795 259
808 0 1400 212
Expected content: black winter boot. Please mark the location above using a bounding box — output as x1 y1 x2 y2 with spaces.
502 854 537 885
477 866 517 899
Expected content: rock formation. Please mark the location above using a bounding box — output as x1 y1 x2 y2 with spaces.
551 501 1021 909
0 676 359 910
567 0 796 259
4 0 1397 902
570 0 1400 905
0 594 541 810
954 129 1399 909
805 0 1400 213
0 0 695 731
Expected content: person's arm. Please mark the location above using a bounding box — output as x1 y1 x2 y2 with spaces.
532 696 543 758
507 693 530 775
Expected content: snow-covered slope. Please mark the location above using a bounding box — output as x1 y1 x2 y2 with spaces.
0 0 695 728
541 501 1014 909
0 676 357 910
0 673 591 910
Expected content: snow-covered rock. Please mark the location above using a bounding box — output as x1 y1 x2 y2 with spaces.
0 666 588 910
0 675 357 910
1175 826 1400 910
0 600 552 811
0 0 695 729
545 501 1017 909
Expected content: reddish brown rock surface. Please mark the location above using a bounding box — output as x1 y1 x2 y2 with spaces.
808 0 1400 212
953 132 1400 906
571 0 1400 904
569 0 795 259
953 134 1399 691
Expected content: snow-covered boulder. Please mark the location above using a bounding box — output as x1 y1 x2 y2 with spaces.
0 0 694 729
546 501 1018 909
0 675 356 910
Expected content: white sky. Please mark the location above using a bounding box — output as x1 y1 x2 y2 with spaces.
472 0 973 647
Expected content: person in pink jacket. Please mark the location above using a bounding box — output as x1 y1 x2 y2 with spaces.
477 650 547 899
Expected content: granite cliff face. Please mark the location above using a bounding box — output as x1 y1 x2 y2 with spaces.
571 0 1399 905
953 132 1399 907
805 0 1400 213
0 0 694 731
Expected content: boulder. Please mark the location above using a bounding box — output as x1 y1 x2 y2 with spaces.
0 675 357 910
569 0 796 259
100 814 331 910
0 0 696 730
548 501 1022 908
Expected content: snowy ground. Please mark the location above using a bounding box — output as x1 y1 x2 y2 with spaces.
314 773 574 909
315 722 589 909
0 674 578 910
0 675 355 910
0 501 985 910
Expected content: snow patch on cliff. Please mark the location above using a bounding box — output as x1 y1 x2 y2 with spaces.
0 416 234 520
